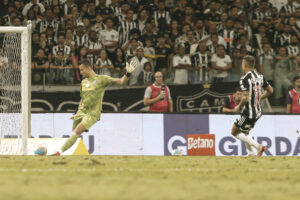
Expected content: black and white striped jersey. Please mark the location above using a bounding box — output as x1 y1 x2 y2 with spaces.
153 10 171 27
52 45 71 56
191 53 211 82
286 45 299 56
281 4 296 15
240 70 270 119
118 19 137 46
74 33 89 48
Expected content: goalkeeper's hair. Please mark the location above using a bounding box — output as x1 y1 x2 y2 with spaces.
80 59 92 68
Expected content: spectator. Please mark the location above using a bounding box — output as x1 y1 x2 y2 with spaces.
125 38 140 61
136 9 149 34
211 44 232 83
194 19 208 42
24 9 41 31
99 17 119 60
184 30 198 55
112 47 126 78
85 30 102 65
118 8 137 47
74 22 89 47
276 24 292 48
50 50 73 84
144 71 173 112
274 47 294 105
32 32 40 57
258 43 275 81
62 0 76 18
222 87 242 113
140 21 157 44
22 0 45 17
154 0 171 32
191 41 211 84
94 49 114 76
87 1 97 25
173 43 192 84
129 46 148 86
32 48 50 85
92 14 105 32
138 62 154 86
219 17 235 54
143 37 156 70
52 33 71 60
203 0 221 27
286 76 300 113
155 34 173 72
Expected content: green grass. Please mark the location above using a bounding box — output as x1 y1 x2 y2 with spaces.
0 156 299 200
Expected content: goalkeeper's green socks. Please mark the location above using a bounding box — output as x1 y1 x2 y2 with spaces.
61 133 79 152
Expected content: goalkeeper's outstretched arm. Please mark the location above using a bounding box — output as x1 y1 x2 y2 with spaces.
113 59 137 85
114 75 130 85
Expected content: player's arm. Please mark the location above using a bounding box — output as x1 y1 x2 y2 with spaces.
113 75 129 85
260 85 274 100
113 60 137 85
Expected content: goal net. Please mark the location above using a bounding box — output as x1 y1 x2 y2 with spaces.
0 23 31 155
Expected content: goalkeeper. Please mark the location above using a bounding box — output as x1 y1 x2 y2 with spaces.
55 59 137 155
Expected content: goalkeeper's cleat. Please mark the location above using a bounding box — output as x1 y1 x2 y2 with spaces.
257 145 267 157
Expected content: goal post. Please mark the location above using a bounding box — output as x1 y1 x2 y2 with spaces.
0 22 31 155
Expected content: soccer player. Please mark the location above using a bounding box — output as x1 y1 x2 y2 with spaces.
232 55 273 157
286 76 300 113
54 59 137 155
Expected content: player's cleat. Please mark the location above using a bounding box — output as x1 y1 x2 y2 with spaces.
49 151 61 156
244 153 256 157
257 145 267 157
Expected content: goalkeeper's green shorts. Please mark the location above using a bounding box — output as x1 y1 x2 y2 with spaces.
72 114 99 131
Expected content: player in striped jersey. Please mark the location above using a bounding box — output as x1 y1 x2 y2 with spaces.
232 55 273 157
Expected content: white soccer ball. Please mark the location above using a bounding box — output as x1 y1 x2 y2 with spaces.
171 148 183 156
34 146 47 156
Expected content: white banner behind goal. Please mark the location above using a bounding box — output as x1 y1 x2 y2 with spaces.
0 23 31 155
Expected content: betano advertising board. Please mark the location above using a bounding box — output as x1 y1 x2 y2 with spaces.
26 113 300 156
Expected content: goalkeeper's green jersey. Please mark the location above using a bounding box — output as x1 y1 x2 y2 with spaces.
78 75 114 119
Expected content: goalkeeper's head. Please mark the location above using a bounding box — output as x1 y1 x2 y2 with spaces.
79 59 93 78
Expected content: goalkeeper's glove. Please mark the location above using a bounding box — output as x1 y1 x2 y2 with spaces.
125 59 137 77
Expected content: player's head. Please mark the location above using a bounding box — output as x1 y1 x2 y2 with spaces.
293 76 300 89
79 59 93 78
242 55 255 73
233 87 242 102
154 71 163 85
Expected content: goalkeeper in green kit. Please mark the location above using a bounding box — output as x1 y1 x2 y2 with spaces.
53 59 137 155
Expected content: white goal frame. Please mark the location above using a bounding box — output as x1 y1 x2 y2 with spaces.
0 22 32 155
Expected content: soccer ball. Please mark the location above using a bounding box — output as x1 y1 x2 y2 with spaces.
171 148 183 156
34 146 47 156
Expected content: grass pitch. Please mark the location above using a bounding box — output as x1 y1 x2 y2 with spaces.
0 156 299 200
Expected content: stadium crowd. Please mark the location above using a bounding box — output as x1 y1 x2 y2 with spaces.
1 0 300 105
